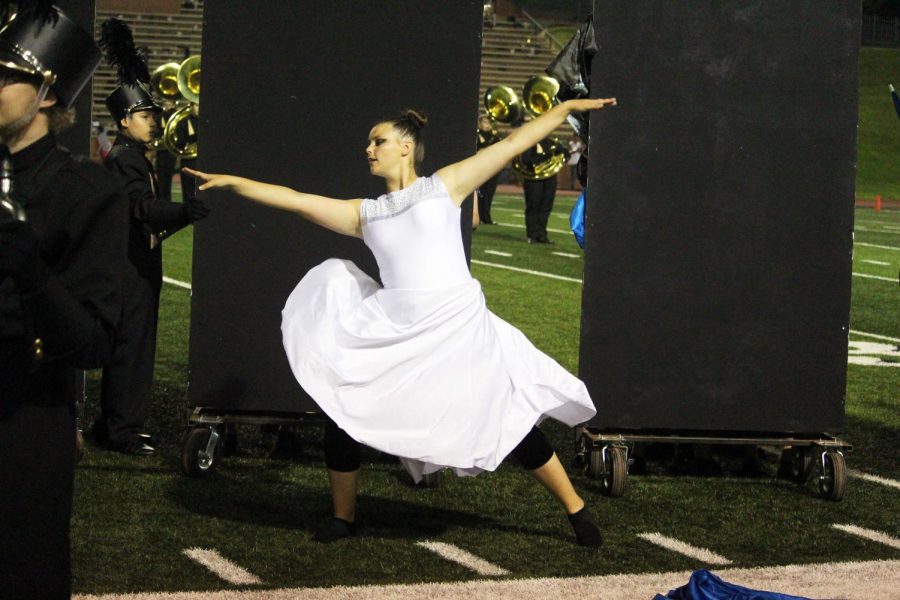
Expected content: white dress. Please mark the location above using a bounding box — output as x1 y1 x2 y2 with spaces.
281 174 596 481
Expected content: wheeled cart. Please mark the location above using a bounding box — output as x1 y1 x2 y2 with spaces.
576 428 852 501
180 407 322 477
180 407 444 488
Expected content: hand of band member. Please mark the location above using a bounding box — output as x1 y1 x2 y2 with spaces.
182 196 210 223
182 167 238 192
0 221 50 292
565 97 617 113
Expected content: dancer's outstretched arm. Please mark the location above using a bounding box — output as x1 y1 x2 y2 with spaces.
182 167 364 238
436 97 616 205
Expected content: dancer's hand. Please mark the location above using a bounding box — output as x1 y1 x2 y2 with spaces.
181 167 240 192
565 97 617 113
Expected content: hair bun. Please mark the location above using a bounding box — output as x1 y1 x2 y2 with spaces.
403 108 428 130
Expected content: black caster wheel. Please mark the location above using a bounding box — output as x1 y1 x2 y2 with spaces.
588 446 603 479
778 447 814 483
818 451 846 501
181 427 223 477
601 446 627 497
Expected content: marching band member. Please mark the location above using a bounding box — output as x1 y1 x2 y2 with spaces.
96 18 209 455
0 4 128 595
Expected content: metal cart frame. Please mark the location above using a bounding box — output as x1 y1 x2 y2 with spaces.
576 427 852 501
180 407 323 477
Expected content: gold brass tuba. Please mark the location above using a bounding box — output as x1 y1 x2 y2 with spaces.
149 62 182 151
151 62 182 101
177 55 200 104
163 103 197 159
483 76 567 180
483 85 523 125
512 137 567 180
522 74 560 117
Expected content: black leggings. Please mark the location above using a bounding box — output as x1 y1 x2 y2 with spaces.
324 417 554 472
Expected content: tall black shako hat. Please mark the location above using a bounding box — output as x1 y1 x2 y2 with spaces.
0 2 101 108
99 17 159 123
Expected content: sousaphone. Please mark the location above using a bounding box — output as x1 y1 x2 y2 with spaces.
177 54 200 104
151 62 182 101
163 103 197 159
483 85 523 125
483 75 567 180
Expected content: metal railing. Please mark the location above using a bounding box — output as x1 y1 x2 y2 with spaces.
520 9 564 49
862 14 900 46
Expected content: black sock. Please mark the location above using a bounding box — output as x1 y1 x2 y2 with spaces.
568 506 603 548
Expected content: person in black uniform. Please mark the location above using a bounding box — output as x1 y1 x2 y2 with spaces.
475 115 502 225
95 18 209 455
0 5 128 597
520 135 567 244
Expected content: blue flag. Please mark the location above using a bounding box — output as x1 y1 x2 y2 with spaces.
570 189 586 249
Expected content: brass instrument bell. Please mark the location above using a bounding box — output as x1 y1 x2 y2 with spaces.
522 75 560 117
177 55 200 104
483 85 523 125
512 151 567 180
151 62 182 100
163 103 198 159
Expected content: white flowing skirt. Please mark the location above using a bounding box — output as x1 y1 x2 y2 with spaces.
281 259 596 481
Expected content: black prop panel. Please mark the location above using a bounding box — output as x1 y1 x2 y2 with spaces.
189 1 482 411
580 2 858 433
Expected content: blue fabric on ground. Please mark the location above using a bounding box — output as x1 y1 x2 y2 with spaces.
660 569 812 600
570 189 586 248
892 86 900 120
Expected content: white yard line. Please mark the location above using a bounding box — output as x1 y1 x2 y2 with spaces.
853 272 896 282
862 260 891 266
182 548 262 585
416 541 509 576
471 260 582 283
850 330 900 343
847 469 900 491
883 226 900 231
73 559 900 599
163 276 192 290
856 226 896 233
832 525 900 551
552 252 581 258
637 533 732 565
856 242 900 251
485 250 513 257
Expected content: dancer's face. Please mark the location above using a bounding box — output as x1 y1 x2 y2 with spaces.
366 122 411 177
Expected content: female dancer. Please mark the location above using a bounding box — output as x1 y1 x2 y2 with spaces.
184 96 616 547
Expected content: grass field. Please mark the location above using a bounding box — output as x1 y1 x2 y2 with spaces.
71 190 899 597
70 46 899 598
